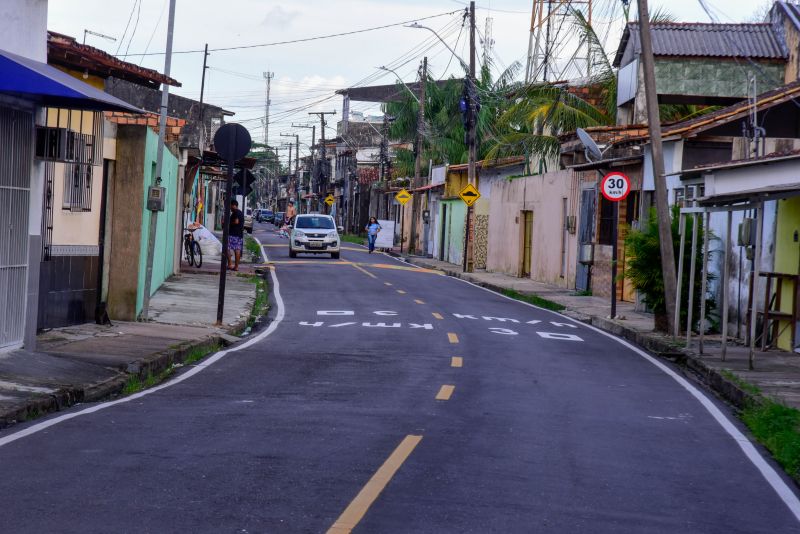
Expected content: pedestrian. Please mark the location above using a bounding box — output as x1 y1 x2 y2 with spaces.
228 199 244 271
286 200 297 226
365 216 381 253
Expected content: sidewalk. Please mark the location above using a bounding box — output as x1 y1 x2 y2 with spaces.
396 253 800 410
0 272 258 429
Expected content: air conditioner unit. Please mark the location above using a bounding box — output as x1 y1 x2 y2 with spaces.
738 218 756 247
35 127 84 162
579 243 594 264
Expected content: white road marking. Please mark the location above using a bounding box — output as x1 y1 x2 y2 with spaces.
0 266 286 449
536 332 583 341
448 275 800 522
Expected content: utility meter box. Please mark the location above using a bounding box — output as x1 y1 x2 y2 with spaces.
147 186 166 212
738 218 755 247
579 243 594 265
423 209 431 223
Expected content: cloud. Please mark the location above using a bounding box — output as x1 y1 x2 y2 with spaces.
262 6 300 28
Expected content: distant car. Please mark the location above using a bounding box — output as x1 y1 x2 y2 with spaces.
244 208 253 234
274 211 285 226
289 214 342 259
256 208 273 223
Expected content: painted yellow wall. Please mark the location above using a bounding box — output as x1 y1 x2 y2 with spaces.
52 65 105 90
773 197 800 351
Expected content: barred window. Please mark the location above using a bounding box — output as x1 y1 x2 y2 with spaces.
62 163 93 212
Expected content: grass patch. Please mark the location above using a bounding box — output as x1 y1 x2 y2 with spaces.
245 236 262 260
340 233 366 245
122 374 143 395
720 369 762 396
245 275 270 329
501 289 566 312
742 399 800 478
184 343 221 365
574 290 593 297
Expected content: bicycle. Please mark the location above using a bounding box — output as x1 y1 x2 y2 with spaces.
183 228 203 268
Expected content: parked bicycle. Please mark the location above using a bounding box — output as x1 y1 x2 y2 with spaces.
183 228 203 268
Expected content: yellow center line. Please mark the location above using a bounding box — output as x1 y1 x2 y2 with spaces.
435 385 455 400
448 333 459 344
432 312 443 320
350 262 377 279
414 299 425 305
396 290 406 295
327 435 423 534
451 357 463 368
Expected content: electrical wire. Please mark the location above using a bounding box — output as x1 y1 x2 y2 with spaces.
123 0 143 59
115 0 139 55
118 9 461 57
139 0 169 65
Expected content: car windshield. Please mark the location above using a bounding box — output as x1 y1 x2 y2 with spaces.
295 216 335 230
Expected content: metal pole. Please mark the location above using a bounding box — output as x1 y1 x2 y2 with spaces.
674 211 686 339
216 163 234 324
749 204 764 370
464 1 477 273
411 56 427 255
699 210 710 354
686 212 699 347
141 0 176 320
721 210 732 361
611 200 618 319
400 203 405 254
637 0 679 335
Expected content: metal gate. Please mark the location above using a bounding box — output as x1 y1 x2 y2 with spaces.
0 106 33 349
576 188 596 292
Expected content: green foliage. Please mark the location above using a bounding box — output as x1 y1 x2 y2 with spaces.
341 233 366 245
624 206 715 330
743 399 800 478
245 236 262 260
720 369 762 396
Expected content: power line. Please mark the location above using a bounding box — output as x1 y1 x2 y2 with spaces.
118 10 461 57
123 0 143 59
115 0 139 55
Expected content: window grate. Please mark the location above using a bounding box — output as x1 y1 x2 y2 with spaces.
62 162 93 212
42 161 55 260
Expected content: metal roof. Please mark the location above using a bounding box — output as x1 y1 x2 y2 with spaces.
613 23 787 67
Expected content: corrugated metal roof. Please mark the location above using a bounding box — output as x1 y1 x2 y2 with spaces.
614 23 787 67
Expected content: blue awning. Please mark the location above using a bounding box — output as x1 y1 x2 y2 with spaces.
0 48 142 113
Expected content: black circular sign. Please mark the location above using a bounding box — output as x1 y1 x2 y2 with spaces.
213 123 252 163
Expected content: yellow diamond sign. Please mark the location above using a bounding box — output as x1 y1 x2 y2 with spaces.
459 183 481 207
324 194 335 207
395 188 412 205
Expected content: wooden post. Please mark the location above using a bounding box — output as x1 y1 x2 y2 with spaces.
721 210 732 361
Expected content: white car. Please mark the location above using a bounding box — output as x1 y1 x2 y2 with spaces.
289 214 342 259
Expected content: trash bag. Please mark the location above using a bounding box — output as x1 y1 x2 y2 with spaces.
192 225 222 256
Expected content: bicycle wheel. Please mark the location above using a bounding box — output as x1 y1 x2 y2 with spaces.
192 240 203 268
184 239 194 266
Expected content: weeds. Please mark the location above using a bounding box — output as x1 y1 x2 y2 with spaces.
245 236 263 261
742 399 800 478
246 275 270 329
720 369 762 395
501 289 566 312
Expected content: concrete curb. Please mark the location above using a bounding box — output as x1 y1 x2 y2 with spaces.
396 254 759 412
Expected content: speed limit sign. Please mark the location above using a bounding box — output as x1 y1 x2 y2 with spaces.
600 172 631 202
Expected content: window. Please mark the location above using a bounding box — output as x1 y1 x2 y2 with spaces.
62 163 93 212
598 195 615 245
295 216 335 229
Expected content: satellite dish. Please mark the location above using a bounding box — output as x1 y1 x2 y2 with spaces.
577 128 603 162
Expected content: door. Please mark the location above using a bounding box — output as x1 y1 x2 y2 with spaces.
439 203 447 261
521 210 533 277
576 188 596 292
0 106 33 349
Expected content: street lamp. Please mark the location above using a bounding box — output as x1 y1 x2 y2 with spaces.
378 66 419 103
406 22 469 72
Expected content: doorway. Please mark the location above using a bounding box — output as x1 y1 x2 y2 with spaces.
439 203 448 261
521 210 533 277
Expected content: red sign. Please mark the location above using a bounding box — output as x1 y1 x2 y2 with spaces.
600 172 631 202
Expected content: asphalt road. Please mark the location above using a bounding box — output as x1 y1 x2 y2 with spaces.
1 221 800 533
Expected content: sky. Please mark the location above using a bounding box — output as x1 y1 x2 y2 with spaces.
48 0 761 161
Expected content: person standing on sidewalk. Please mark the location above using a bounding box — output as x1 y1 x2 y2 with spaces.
228 200 245 271
286 200 297 226
365 217 381 254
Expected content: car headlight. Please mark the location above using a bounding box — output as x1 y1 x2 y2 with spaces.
328 230 338 238
295 230 306 238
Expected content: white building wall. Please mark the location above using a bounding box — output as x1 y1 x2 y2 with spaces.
0 0 47 61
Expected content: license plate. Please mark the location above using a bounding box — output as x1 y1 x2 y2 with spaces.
308 241 323 248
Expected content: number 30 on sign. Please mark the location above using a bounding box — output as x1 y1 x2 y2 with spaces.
600 172 631 202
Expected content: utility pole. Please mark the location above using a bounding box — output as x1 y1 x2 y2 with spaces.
198 44 209 150
141 0 176 320
293 123 315 212
309 111 336 207
281 132 300 202
463 0 477 273
262 72 273 149
637 0 678 336
410 57 427 255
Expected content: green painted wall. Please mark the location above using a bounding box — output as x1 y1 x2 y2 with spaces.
655 58 784 98
440 199 466 265
773 197 800 350
135 128 179 315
